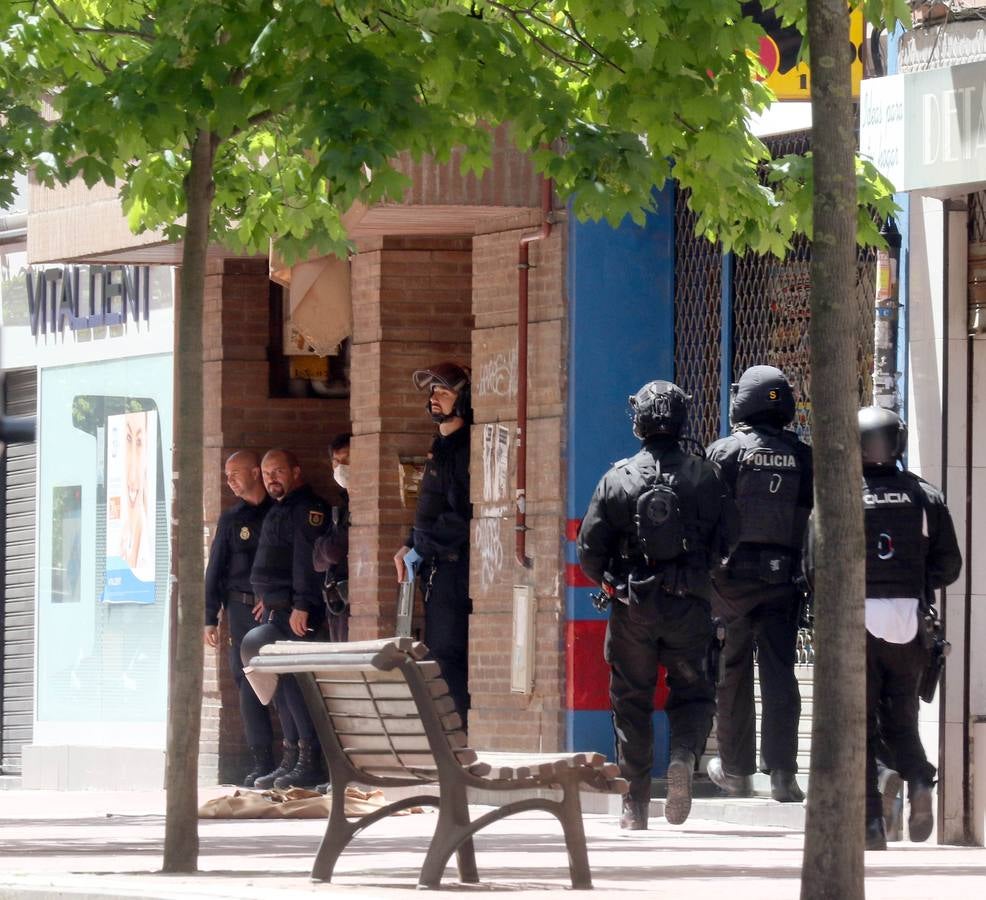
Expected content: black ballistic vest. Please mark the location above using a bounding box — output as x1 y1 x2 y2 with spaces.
734 430 807 549
862 471 926 598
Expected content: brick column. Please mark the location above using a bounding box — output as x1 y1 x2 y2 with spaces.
348 237 473 640
469 211 567 752
200 257 350 784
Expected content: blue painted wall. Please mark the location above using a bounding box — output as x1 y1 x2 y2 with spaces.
565 186 676 767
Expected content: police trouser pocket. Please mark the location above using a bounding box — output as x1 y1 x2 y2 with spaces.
627 574 661 625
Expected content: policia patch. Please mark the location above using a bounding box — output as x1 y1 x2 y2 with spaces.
309 510 325 527
239 526 251 540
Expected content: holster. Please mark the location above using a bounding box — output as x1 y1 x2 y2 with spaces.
707 618 726 686
917 603 950 704
322 578 349 616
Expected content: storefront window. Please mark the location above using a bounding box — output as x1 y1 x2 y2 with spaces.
36 354 172 727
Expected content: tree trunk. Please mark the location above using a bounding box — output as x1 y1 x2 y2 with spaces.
801 3 867 898
163 129 217 873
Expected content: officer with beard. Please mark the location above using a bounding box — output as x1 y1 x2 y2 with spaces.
393 363 472 730
705 366 812 803
242 448 331 789
577 381 738 830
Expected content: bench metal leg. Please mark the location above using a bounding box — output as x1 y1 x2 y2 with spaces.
417 785 593 890
558 780 593 890
312 785 441 882
312 781 352 882
419 783 478 888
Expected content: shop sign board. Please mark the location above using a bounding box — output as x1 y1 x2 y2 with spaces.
860 60 986 193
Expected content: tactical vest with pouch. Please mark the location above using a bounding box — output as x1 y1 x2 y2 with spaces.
863 471 927 598
734 429 807 550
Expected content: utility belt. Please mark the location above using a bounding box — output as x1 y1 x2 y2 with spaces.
592 559 701 613
226 590 255 606
726 547 796 585
257 590 292 611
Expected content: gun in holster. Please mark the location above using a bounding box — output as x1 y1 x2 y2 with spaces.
917 598 950 704
591 570 628 613
707 618 726 686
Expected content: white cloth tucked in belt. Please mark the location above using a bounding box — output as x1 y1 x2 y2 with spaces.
865 597 919 644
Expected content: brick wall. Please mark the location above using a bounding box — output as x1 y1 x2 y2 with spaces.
348 237 473 640
200 257 350 784
468 209 568 751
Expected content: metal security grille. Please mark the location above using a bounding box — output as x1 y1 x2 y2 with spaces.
733 131 876 443
1 369 37 776
673 188 722 446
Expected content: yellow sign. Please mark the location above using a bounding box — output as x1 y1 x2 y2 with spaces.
289 355 329 380
760 9 864 101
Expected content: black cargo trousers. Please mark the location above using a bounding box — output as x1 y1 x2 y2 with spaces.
422 556 471 731
711 576 802 776
604 589 716 804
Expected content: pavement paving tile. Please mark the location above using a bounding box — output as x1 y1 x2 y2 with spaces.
0 790 983 899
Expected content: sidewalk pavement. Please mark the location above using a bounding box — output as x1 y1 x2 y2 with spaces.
1 787 984 900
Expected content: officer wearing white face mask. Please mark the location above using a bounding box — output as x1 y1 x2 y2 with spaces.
313 432 351 641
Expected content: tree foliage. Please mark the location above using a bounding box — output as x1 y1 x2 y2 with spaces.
2 1 901 261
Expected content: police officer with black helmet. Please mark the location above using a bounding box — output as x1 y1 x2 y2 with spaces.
815 406 960 849
394 362 473 730
705 365 812 803
578 380 738 830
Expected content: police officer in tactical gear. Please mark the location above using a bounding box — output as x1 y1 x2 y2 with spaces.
705 365 812 803
313 432 352 642
393 362 473 729
203 450 275 787
839 407 959 849
578 380 739 830
241 448 331 789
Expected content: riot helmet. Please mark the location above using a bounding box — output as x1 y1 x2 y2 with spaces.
629 380 689 440
730 365 796 427
858 406 907 466
412 362 472 424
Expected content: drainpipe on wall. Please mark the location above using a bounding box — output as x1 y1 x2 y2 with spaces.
515 179 554 569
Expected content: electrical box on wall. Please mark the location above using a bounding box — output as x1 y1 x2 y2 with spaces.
511 584 536 694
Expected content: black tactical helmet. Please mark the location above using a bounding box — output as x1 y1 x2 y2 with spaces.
629 380 689 440
858 405 907 465
730 365 796 426
412 362 472 423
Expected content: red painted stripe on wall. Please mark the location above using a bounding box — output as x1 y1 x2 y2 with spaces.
565 518 581 542
565 563 594 588
566 618 670 712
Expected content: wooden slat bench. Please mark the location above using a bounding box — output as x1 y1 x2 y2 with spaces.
244 637 626 889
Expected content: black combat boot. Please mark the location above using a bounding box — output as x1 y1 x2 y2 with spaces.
878 766 902 841
707 757 754 798
273 738 324 789
907 780 934 842
252 740 298 790
665 749 696 825
866 816 887 851
770 770 805 803
620 797 649 831
241 745 276 788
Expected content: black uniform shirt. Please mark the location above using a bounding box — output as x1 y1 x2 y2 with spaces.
204 496 272 626
405 426 471 562
577 437 739 599
250 484 331 613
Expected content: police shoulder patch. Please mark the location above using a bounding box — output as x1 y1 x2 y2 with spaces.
309 510 325 527
239 526 251 540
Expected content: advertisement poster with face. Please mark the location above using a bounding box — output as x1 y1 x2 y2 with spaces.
102 410 157 603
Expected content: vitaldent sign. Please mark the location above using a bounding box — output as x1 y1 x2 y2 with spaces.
860 60 986 193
